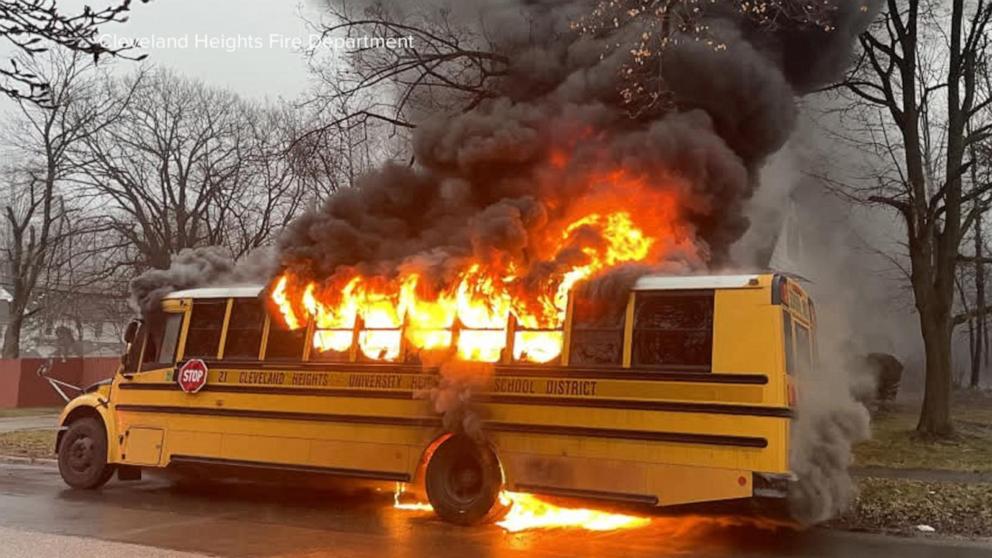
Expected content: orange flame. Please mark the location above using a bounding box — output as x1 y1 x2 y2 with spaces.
391 484 650 532
271 190 687 365
496 491 651 532
393 483 434 512
271 275 301 330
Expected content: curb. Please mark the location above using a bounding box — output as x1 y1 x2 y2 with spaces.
851 466 992 483
0 455 57 467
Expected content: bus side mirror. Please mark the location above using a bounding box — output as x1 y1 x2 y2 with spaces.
123 320 141 344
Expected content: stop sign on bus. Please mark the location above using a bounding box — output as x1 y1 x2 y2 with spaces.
177 359 208 393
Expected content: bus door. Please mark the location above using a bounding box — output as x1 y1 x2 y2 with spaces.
114 304 185 465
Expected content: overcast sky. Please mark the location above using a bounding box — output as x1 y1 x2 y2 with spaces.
36 0 325 101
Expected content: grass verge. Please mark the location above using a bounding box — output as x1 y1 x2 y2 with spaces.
834 477 992 537
0 407 63 418
0 429 56 459
854 392 992 473
842 392 992 537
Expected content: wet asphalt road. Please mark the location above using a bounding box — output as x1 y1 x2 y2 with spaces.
0 462 990 558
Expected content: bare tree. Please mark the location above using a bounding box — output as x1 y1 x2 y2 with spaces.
1 165 70 357
828 0 992 435
76 69 250 269
223 105 322 258
969 204 988 387
0 51 128 357
0 0 148 104
288 99 390 193
954 120 992 388
300 0 848 177
577 0 839 115
74 69 316 271
953 226 989 388
303 1 508 136
305 0 839 133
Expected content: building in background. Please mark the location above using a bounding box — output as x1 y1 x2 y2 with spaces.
0 281 129 358
0 286 10 334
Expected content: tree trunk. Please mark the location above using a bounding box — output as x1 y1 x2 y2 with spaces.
968 315 976 377
973 214 985 388
917 310 954 435
1 314 24 359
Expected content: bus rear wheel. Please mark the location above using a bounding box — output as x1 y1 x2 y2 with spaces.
425 436 508 526
58 417 114 489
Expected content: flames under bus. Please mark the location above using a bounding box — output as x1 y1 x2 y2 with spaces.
55 273 813 525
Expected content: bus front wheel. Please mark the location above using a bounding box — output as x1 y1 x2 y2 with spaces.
58 417 114 489
425 436 509 526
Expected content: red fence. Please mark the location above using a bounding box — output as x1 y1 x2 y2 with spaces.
0 357 120 408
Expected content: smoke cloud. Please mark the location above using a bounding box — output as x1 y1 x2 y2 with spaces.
788 352 872 524
417 360 495 441
130 246 279 312
130 247 236 313
738 114 916 522
282 1 879 278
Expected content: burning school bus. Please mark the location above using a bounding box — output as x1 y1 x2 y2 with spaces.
54 272 812 526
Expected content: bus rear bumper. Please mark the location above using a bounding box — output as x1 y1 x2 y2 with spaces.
752 472 797 498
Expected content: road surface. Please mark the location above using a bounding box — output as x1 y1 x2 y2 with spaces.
0 462 989 558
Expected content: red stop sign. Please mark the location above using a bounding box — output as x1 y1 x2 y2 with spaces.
177 359 208 394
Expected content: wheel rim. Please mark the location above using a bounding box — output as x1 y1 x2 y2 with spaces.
67 435 95 475
445 455 484 505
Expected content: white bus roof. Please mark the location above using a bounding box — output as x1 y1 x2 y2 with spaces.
163 285 264 300
161 274 764 301
632 274 762 290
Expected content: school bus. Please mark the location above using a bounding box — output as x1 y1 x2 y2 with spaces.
54 273 814 525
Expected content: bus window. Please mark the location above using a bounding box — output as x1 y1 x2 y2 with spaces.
794 322 813 376
311 327 352 362
124 321 147 372
405 327 453 364
358 329 402 362
223 299 265 359
183 300 227 359
632 291 713 369
783 312 795 375
264 316 306 360
568 294 625 366
158 314 182 364
140 312 182 370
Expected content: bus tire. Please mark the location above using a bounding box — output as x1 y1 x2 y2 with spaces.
425 435 508 526
58 417 114 489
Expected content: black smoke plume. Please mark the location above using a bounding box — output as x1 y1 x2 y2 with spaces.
282 0 878 278
416 360 494 441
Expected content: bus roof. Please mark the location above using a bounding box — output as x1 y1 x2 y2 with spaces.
164 285 264 300
631 274 761 290
162 274 767 301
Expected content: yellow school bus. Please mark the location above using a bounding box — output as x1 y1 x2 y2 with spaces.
55 273 815 524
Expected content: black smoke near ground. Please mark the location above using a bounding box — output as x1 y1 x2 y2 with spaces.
416 360 494 441
788 368 871 524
